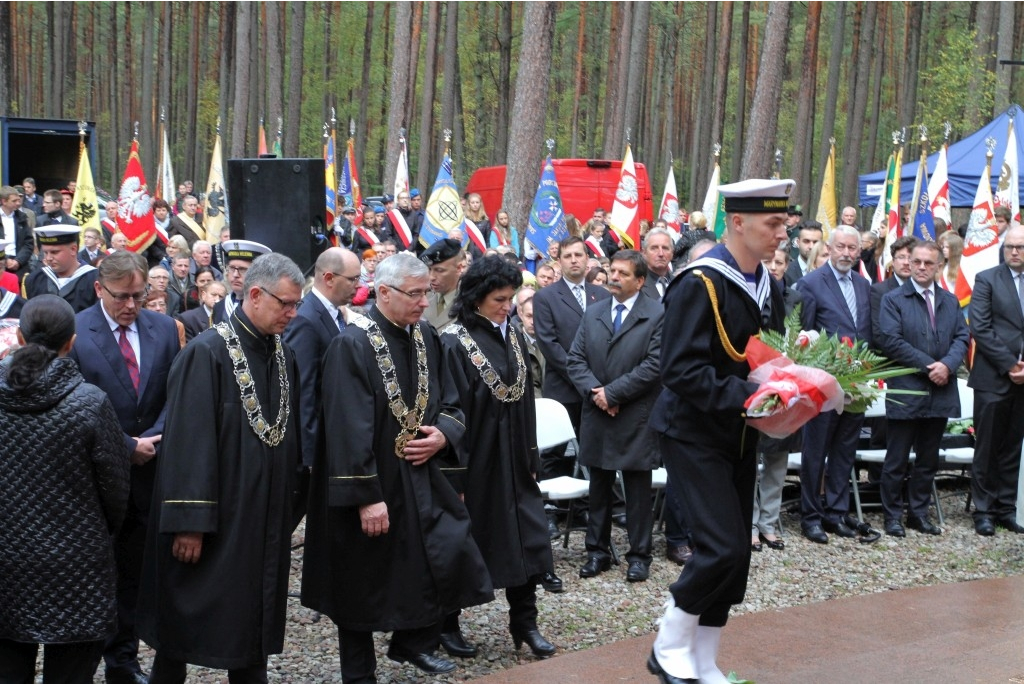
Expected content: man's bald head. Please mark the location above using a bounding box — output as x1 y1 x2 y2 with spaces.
315 247 362 307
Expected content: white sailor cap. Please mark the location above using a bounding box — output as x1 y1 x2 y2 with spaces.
718 178 795 214
222 239 272 262
35 226 82 245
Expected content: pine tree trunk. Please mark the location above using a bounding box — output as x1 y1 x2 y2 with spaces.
139 2 157 175
493 1 513 165
817 3 845 205
405 2 423 136
791 2 821 208
440 2 459 163
356 3 374 172
901 2 923 127
229 2 252 159
994 2 1015 114
503 1 555 230
0 3 11 117
731 1 751 183
623 2 650 154
417 2 440 190
865 5 886 173
710 2 734 159
284 2 303 156
384 1 413 192
740 2 791 178
840 2 876 209
689 3 718 197
266 2 284 156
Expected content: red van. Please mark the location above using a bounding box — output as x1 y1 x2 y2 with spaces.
465 159 654 225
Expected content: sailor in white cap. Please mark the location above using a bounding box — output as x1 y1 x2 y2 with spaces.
23 226 100 313
647 179 792 684
212 239 272 325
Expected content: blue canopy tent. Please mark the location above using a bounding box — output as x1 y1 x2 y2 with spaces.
857 104 1024 207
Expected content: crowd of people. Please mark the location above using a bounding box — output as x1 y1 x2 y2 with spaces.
1 171 1023 685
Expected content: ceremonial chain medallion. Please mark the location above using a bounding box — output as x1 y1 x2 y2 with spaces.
216 322 290 447
353 317 430 457
444 323 526 403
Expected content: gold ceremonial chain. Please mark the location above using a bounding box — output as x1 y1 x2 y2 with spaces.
443 322 526 402
216 322 290 447
692 269 755 363
352 317 430 457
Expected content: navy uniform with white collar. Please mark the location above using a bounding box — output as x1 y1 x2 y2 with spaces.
211 240 271 325
648 179 788 684
23 227 99 313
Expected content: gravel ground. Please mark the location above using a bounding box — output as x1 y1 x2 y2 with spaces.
119 475 1024 683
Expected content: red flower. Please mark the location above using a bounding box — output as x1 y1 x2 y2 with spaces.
841 336 854 348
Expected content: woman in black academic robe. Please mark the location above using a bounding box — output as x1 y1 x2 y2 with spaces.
439 256 557 659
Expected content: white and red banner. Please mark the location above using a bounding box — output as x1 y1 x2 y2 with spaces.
386 208 413 250
356 226 380 246
394 137 410 200
956 154 1000 306
995 118 1020 227
658 164 681 234
464 218 488 254
116 139 159 253
607 144 640 248
584 235 605 258
928 143 952 227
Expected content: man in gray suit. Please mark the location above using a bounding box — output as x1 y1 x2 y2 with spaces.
968 225 1024 536
568 250 663 582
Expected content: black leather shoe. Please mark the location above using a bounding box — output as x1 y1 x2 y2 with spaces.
579 555 611 578
646 649 698 684
106 668 149 684
884 519 906 537
387 646 457 675
975 517 995 536
822 519 857 538
666 545 692 565
995 517 1024 533
907 516 941 535
510 627 556 658
612 512 628 528
626 560 650 582
759 532 785 550
540 570 563 593
801 524 828 544
439 630 478 658
751 538 763 552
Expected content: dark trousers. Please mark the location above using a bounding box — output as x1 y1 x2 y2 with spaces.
149 653 267 683
585 467 653 563
881 417 945 521
800 409 864 526
663 476 691 548
338 624 440 684
291 465 311 532
0 638 104 683
661 432 756 627
104 498 147 674
972 387 1024 520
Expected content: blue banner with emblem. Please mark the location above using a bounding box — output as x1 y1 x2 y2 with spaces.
525 156 568 253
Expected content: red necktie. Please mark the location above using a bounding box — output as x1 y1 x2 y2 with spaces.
118 325 140 392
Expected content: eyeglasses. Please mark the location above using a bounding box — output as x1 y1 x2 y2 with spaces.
227 265 250 276
102 283 150 304
1004 244 1024 252
390 285 429 301
259 287 300 311
330 272 361 284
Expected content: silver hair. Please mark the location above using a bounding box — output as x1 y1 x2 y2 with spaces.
242 252 304 300
828 224 861 246
193 240 212 252
375 252 428 294
642 227 675 249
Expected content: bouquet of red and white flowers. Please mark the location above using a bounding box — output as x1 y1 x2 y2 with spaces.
743 306 920 438
0 319 19 361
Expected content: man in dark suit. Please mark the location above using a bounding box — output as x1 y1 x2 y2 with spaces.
968 225 1024 536
869 235 917 344
877 241 969 537
795 225 873 544
639 228 674 302
282 247 362 529
784 221 822 287
79 227 106 266
532 235 612 441
69 250 180 684
0 185 33 278
35 189 80 227
177 280 226 342
568 250 663 583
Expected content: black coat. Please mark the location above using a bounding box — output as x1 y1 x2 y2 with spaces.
568 293 664 471
137 309 300 669
968 264 1024 394
0 357 129 643
302 306 493 630
3 208 33 275
878 280 969 419
441 316 553 588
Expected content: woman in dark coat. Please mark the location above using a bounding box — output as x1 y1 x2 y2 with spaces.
440 256 557 659
0 295 130 683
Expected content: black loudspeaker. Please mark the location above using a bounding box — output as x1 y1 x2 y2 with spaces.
226 158 329 274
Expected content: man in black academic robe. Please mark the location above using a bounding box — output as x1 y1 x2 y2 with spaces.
137 253 305 682
302 253 493 683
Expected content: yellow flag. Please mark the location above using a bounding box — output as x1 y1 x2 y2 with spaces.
815 141 837 241
71 141 102 237
204 134 228 238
